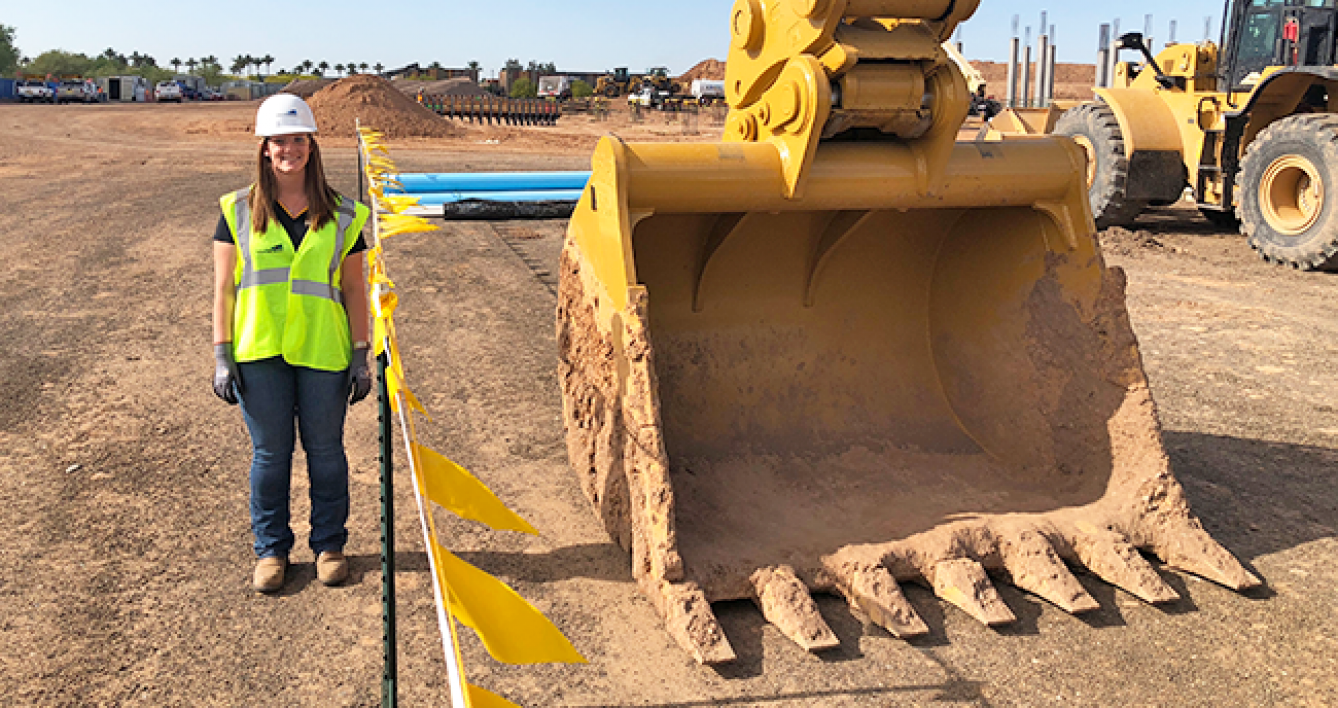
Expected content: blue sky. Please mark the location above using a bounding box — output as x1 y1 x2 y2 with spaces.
8 1 1231 76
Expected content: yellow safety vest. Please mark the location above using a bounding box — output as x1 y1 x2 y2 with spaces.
220 188 369 371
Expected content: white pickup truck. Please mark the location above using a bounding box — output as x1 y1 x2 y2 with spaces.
154 81 183 102
17 79 55 103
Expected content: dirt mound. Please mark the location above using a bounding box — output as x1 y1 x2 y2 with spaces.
281 79 335 98
306 74 458 139
679 58 726 83
392 77 491 97
1100 225 1185 256
973 61 1096 101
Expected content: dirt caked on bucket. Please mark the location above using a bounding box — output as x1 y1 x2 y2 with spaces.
557 0 1260 663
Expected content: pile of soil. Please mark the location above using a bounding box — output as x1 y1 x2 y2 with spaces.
679 58 726 83
973 61 1097 101
391 78 491 97
280 79 335 98
1099 225 1182 256
306 74 458 139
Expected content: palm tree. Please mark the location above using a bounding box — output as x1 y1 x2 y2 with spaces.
317 60 329 77
171 57 182 73
301 60 313 75
373 62 384 74
359 62 369 74
262 54 274 76
334 63 345 77
205 55 219 72
467 60 480 81
231 55 247 75
186 58 197 74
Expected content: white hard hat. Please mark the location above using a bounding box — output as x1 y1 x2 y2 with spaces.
255 94 318 137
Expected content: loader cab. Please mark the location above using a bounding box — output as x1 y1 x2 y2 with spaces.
1222 0 1338 90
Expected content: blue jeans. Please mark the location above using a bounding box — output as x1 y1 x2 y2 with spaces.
237 357 350 559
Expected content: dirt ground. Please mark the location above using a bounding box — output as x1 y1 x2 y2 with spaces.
1 101 1335 707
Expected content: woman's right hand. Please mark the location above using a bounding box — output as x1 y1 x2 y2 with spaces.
213 343 242 404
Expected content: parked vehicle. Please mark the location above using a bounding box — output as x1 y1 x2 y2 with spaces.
690 79 725 106
154 81 183 102
537 75 573 100
55 78 97 104
17 79 55 103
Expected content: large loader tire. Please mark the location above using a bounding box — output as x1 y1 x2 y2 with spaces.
1053 104 1147 229
1238 114 1338 271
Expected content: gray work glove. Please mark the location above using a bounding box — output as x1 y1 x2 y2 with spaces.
213 343 242 405
349 346 372 405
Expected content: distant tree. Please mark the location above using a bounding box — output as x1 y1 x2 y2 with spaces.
170 57 181 73
301 59 313 74
0 25 21 76
334 63 345 76
503 58 521 71
262 54 273 75
373 62 383 74
346 62 357 75
186 57 197 73
27 50 94 77
317 60 329 76
570 79 592 98
231 55 247 74
509 76 536 98
359 62 368 73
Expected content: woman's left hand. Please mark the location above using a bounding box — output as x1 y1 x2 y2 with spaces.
349 346 372 405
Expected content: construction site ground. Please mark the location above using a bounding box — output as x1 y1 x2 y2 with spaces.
2 100 1336 707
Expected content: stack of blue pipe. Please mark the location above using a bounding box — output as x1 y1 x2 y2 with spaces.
389 171 591 220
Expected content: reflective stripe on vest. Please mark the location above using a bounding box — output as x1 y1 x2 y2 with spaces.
232 189 355 305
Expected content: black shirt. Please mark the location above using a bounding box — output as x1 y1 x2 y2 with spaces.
213 200 368 253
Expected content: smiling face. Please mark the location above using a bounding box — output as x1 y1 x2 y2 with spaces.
263 133 311 178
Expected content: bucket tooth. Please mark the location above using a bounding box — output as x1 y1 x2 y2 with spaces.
999 527 1100 614
750 566 841 652
1072 528 1179 605
824 557 929 638
928 558 1016 627
655 580 737 665
1143 501 1262 591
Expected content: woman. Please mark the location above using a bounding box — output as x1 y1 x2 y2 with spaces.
211 93 372 593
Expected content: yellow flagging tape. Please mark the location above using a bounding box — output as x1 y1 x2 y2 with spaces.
430 538 587 665
467 684 520 708
413 443 539 536
385 365 430 420
358 124 582 706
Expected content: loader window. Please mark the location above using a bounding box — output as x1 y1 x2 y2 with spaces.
1238 11 1281 67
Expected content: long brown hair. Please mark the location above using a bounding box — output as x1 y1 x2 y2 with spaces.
248 135 340 233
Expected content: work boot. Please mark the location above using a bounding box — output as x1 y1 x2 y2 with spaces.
317 551 349 586
253 556 287 594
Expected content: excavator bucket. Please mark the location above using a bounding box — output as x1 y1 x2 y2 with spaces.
557 0 1260 665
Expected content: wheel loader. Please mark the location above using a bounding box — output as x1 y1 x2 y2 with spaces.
1045 0 1338 270
557 0 1260 665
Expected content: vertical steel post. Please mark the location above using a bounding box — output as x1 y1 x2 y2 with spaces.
379 350 398 708
1036 34 1049 107
1048 44 1058 104
1097 24 1111 88
1006 37 1019 108
1022 44 1032 108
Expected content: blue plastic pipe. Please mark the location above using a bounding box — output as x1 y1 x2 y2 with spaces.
390 172 590 193
409 189 586 205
